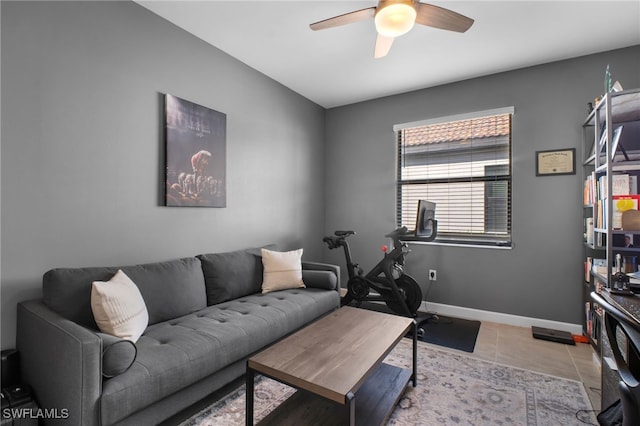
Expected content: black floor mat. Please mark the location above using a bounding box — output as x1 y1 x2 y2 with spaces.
416 313 481 353
349 302 481 353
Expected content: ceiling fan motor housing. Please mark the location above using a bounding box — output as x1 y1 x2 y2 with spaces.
374 0 417 38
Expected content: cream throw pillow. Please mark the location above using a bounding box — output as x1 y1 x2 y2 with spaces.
261 248 306 293
91 269 149 342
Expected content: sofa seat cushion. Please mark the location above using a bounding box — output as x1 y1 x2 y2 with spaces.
99 288 340 425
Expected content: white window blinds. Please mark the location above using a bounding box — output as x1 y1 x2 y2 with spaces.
395 107 513 247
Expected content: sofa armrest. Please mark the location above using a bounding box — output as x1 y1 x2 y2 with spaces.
17 300 102 426
302 261 341 293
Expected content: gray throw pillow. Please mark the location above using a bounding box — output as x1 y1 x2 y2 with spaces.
302 270 337 290
197 245 276 305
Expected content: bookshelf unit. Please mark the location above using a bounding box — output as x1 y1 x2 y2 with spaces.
582 88 640 351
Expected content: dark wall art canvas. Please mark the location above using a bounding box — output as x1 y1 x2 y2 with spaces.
165 94 226 207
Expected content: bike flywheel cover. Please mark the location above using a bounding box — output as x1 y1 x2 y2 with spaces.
347 276 369 300
384 274 423 316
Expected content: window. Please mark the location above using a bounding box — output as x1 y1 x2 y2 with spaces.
395 107 513 247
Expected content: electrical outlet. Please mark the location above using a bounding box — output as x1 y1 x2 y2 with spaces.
429 269 437 281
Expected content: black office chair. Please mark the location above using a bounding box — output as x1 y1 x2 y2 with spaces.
594 293 640 426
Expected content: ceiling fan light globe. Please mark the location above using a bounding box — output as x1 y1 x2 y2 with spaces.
374 3 416 37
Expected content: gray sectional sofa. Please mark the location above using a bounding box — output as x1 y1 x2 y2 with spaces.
16 246 341 425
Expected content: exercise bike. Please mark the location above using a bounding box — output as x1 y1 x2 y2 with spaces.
323 226 434 319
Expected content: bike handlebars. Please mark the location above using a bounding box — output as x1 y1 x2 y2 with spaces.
384 226 411 239
323 223 438 251
323 230 355 250
322 235 344 250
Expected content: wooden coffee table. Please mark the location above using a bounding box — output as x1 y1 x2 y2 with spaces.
246 306 417 425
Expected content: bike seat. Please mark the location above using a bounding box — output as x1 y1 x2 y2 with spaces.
334 230 355 237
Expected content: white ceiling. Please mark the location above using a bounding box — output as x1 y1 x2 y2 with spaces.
137 1 640 108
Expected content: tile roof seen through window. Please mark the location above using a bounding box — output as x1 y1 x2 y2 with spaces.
403 114 511 146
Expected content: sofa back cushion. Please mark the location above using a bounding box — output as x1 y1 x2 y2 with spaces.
197 245 275 305
43 257 206 328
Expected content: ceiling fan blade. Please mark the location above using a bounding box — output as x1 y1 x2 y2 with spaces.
310 7 376 31
374 34 394 59
415 3 474 33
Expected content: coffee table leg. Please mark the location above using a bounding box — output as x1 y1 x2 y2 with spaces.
412 320 418 387
246 366 254 426
346 391 355 426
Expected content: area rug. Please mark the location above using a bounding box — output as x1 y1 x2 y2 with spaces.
418 314 481 353
180 339 596 426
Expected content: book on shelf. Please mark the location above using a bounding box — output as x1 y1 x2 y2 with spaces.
585 261 589 282
585 218 594 245
612 174 630 196
585 257 592 281
596 199 608 229
598 174 635 199
584 176 592 205
597 175 604 200
592 258 608 275
584 172 596 205
585 301 600 346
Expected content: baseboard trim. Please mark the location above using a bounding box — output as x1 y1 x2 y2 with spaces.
421 301 583 335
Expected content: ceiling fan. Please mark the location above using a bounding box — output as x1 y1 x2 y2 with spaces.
310 0 474 58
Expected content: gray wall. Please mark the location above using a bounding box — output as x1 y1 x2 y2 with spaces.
1 1 326 349
323 45 640 325
2 1 638 350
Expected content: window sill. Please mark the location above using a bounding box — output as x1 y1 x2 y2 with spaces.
402 240 513 250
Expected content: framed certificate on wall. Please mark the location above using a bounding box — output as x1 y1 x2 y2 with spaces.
536 148 576 176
